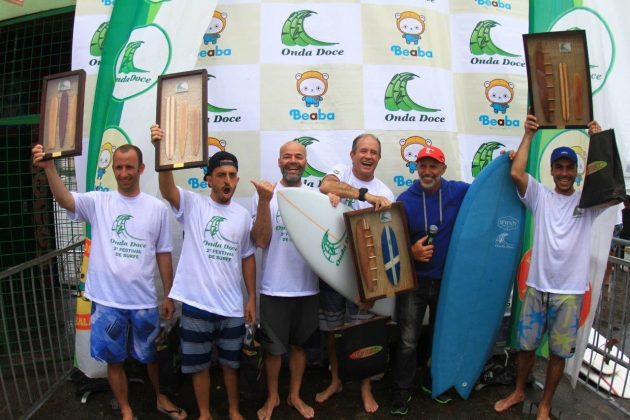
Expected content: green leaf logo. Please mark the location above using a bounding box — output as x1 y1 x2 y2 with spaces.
321 230 347 264
471 141 504 177
112 25 170 101
469 20 519 57
204 216 238 244
90 22 109 57
384 73 440 112
112 214 142 241
281 10 338 47
119 41 149 74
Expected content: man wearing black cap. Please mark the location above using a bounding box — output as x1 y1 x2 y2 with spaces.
495 115 606 419
151 125 256 420
391 144 469 416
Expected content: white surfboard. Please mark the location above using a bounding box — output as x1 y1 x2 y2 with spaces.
565 206 617 388
277 188 395 317
580 328 630 398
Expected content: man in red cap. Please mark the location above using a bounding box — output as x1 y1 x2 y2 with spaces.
391 144 469 416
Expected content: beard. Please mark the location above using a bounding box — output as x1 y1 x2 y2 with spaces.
554 176 576 193
281 165 304 185
420 176 439 190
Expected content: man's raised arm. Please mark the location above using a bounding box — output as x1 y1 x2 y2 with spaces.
32 144 75 212
150 124 180 210
511 114 539 197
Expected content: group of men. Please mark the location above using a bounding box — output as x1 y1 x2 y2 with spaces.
31 114 606 420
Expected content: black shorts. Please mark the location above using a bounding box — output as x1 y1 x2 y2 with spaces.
259 294 319 355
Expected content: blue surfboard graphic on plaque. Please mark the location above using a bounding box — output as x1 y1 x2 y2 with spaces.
380 225 400 286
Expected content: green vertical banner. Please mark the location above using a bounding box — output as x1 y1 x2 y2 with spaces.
510 0 625 387
71 0 217 378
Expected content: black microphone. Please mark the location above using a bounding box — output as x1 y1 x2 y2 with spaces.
426 225 438 245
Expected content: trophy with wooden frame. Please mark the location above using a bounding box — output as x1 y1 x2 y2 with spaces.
38 69 86 160
523 30 593 129
344 203 417 302
156 69 208 171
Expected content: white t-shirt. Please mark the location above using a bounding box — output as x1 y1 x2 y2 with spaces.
521 175 603 294
328 164 395 210
251 183 318 297
169 187 255 317
69 191 173 309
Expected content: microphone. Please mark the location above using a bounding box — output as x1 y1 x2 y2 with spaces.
426 225 438 245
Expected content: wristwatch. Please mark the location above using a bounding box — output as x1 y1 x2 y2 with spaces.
358 187 368 201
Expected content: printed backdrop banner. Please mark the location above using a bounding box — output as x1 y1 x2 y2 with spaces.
508 0 628 388
75 0 531 200
70 0 217 378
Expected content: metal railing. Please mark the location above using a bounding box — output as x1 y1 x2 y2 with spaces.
580 237 630 416
0 241 83 420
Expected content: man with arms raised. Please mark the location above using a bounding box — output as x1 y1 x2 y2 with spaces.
251 141 319 420
495 116 605 420
391 145 469 416
32 144 185 420
316 133 394 414
151 125 256 420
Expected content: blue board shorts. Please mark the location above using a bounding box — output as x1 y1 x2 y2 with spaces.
180 303 245 373
517 287 583 358
90 302 159 364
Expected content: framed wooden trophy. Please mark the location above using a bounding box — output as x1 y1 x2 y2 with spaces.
523 30 593 129
156 69 208 171
344 203 416 302
38 69 86 160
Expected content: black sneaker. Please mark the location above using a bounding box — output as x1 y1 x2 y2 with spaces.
433 391 454 404
390 389 411 416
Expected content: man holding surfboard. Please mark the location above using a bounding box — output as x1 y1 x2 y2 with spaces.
317 133 395 414
494 116 605 420
32 143 186 420
151 125 256 420
251 141 319 420
391 145 469 416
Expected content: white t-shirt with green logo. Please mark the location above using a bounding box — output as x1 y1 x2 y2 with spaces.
328 164 395 210
252 183 318 297
169 187 255 317
69 191 173 309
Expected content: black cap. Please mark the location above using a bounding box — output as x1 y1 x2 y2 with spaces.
206 151 238 176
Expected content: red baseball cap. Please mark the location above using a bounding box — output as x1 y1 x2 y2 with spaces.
416 146 445 164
